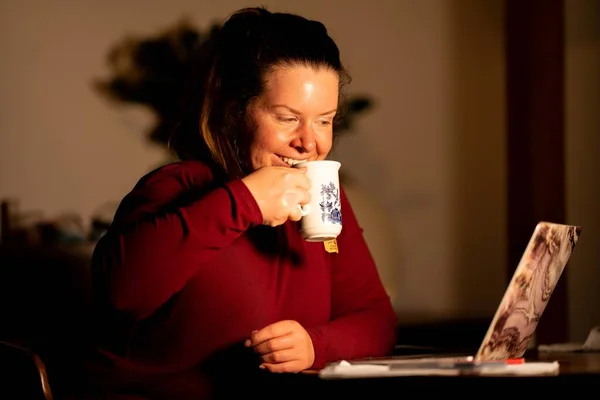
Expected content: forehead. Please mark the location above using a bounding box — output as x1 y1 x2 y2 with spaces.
261 64 339 106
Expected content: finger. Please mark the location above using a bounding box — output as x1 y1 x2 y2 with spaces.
288 206 303 222
261 360 304 374
299 190 311 206
285 170 310 190
281 190 302 209
247 321 292 347
253 333 294 355
281 166 306 175
282 190 310 211
260 348 297 364
295 173 311 190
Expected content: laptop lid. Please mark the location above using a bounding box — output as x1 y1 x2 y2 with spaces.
474 221 582 361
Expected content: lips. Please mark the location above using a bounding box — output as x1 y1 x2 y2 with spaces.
278 155 309 166
273 155 291 167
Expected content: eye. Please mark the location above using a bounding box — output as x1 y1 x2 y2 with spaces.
276 115 298 123
317 119 333 126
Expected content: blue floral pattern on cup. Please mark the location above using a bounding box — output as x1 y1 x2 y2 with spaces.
319 182 342 224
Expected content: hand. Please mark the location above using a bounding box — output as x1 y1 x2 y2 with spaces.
241 166 311 227
244 320 315 373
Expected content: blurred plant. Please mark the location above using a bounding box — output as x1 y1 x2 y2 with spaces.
94 19 373 150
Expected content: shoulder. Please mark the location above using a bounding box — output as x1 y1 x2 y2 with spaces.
111 160 217 226
134 160 217 190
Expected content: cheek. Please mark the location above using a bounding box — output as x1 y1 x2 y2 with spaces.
254 125 288 152
248 137 268 163
247 124 284 163
316 133 333 157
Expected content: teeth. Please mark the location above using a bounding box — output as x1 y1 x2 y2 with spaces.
280 156 305 166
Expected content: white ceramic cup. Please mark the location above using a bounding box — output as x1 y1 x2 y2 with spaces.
292 160 342 242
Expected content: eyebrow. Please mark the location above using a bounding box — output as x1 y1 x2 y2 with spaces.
271 105 337 117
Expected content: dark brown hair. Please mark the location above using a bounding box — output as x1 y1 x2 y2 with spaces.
168 7 350 179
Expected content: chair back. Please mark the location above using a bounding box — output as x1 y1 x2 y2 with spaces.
0 340 54 400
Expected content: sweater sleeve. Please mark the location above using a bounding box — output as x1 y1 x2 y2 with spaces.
306 188 398 369
92 161 263 319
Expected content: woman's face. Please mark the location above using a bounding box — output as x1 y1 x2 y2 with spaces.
245 64 339 170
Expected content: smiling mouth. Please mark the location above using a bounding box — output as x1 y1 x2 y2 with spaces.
278 156 308 166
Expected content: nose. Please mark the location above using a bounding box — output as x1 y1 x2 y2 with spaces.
291 122 316 153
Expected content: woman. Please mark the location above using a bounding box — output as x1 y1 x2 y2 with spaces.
85 6 397 399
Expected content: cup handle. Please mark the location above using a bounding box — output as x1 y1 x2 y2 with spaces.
298 203 311 216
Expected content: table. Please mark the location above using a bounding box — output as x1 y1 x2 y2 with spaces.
536 350 600 375
262 350 600 396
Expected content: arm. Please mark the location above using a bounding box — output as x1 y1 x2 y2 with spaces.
92 161 263 319
306 188 398 368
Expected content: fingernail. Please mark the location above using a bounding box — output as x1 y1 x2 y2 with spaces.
252 330 258 333
259 364 266 369
244 339 251 347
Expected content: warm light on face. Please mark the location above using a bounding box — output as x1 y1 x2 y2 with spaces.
246 65 339 171
302 81 316 98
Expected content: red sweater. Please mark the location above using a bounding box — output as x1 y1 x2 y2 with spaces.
86 160 397 398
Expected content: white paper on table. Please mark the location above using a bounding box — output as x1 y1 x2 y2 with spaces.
318 360 560 379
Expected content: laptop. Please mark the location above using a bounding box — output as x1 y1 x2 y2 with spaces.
346 221 582 365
